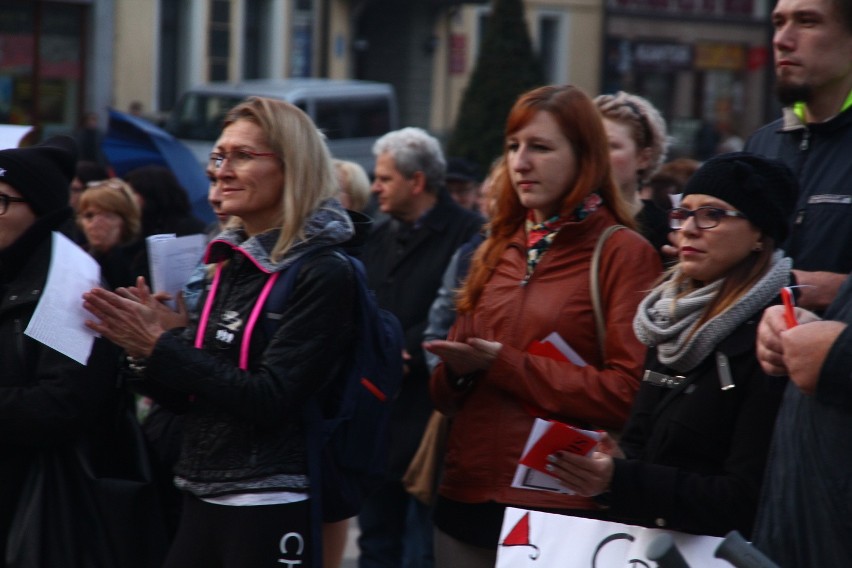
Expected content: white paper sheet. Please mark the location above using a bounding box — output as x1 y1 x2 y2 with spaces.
146 233 206 307
24 232 101 365
0 124 33 150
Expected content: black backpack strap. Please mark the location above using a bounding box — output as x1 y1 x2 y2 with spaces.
260 253 314 339
259 248 333 568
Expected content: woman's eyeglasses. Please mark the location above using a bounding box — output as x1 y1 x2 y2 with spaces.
209 149 279 170
0 193 27 216
668 206 747 230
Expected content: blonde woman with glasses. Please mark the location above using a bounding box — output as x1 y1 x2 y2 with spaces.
83 97 361 568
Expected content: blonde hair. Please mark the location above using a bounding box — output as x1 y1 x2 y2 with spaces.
222 96 338 261
334 159 371 212
77 179 141 245
594 91 669 184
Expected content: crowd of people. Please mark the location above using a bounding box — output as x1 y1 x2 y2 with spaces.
1 0 851 566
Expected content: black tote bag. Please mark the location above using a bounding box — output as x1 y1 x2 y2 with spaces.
5 401 169 568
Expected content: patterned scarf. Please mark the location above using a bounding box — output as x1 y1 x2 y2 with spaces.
525 192 603 278
633 251 791 372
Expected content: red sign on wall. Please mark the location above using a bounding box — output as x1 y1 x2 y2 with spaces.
449 34 467 75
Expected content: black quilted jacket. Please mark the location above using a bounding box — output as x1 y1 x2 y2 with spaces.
137 207 357 497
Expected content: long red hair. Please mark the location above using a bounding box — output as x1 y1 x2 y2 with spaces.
456 85 636 313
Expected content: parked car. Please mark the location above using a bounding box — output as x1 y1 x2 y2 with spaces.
164 78 398 173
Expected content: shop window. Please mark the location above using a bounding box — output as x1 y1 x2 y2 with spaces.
0 1 85 137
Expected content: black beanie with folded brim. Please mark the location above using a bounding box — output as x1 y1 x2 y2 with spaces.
0 135 78 216
682 151 798 243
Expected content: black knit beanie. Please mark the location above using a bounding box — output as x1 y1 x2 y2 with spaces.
0 135 78 216
682 151 798 243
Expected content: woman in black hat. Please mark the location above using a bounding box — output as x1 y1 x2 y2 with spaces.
546 152 798 539
0 136 167 566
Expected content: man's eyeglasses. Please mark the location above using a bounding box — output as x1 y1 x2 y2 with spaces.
209 149 279 170
668 206 747 230
0 193 27 216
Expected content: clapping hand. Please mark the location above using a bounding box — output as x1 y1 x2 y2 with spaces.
83 276 167 358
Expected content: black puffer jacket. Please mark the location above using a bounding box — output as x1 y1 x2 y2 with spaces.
136 203 358 497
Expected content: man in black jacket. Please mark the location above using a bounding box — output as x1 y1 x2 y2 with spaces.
747 0 852 565
744 0 852 312
358 127 482 568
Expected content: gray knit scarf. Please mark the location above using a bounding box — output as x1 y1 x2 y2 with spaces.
633 251 791 372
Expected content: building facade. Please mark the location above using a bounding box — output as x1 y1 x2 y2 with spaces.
603 0 775 157
1 0 775 158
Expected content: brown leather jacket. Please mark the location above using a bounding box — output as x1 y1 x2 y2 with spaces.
431 207 662 511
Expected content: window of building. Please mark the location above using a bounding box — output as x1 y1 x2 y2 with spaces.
291 0 314 77
244 0 273 79
0 1 85 137
209 0 231 82
536 12 568 85
159 0 186 112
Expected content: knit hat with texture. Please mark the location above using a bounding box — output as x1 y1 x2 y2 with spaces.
0 135 78 215
682 151 798 243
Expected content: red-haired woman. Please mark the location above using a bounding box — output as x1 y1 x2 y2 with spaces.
425 85 662 566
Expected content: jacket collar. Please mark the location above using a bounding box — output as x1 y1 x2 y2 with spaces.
781 96 852 132
509 205 619 251
204 198 354 273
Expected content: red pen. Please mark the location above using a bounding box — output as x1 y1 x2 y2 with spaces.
781 286 798 328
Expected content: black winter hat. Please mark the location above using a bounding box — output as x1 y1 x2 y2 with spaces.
446 157 481 183
0 135 78 215
682 151 798 243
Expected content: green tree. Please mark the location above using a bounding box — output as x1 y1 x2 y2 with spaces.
447 0 545 172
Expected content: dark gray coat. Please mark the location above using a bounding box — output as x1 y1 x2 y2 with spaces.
362 191 482 476
753 275 852 566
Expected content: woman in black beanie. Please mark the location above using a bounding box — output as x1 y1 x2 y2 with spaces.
0 136 168 566
546 152 797 539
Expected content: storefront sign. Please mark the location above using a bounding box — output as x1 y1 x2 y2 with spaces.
449 34 467 75
695 42 746 70
632 42 693 71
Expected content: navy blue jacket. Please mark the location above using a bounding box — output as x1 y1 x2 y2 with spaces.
745 106 852 273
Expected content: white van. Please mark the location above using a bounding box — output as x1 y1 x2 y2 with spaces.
165 78 398 172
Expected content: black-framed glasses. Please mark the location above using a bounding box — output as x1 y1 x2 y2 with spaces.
0 193 27 216
668 206 747 230
208 149 279 170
